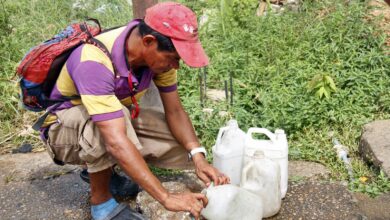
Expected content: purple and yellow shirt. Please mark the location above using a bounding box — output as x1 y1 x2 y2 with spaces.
44 19 177 126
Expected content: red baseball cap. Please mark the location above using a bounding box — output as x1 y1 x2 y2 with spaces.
144 2 209 67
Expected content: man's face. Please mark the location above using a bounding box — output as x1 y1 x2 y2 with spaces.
142 36 180 74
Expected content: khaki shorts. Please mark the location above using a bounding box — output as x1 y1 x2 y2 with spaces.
43 105 193 173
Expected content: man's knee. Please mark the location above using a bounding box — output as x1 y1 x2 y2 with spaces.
44 106 117 172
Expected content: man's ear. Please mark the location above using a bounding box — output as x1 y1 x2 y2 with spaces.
142 35 157 47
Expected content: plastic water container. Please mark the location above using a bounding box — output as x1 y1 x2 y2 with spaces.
241 150 281 218
201 184 263 220
245 128 288 198
212 120 246 185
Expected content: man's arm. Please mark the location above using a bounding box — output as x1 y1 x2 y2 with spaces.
159 90 229 186
95 117 206 219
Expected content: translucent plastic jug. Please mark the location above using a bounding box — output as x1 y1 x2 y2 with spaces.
212 120 246 185
201 184 263 220
245 128 288 198
241 150 281 218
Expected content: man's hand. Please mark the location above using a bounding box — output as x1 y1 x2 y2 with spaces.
162 192 208 219
193 154 230 186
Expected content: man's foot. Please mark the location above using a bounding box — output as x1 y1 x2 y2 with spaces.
80 169 140 198
103 203 146 220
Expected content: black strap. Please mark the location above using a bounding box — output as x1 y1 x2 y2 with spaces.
87 37 118 75
44 95 80 105
32 96 80 131
81 18 102 38
32 102 63 131
101 25 122 34
86 18 101 32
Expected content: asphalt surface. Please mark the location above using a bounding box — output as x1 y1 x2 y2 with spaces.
1 152 390 220
0 173 90 220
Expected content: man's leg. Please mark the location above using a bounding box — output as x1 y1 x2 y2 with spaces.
89 168 122 220
89 168 112 205
132 108 194 170
45 105 145 220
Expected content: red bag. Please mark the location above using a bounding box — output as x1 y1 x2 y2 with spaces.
16 19 109 112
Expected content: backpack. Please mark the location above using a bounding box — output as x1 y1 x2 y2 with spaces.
16 19 113 112
17 19 140 130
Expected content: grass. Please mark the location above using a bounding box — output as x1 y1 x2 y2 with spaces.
0 0 134 152
1 0 390 196
180 0 390 196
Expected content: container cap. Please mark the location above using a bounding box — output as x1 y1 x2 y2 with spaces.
227 120 238 128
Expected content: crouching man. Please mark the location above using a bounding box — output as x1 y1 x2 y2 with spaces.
39 2 229 220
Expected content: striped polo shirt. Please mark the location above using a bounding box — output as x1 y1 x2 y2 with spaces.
44 19 177 126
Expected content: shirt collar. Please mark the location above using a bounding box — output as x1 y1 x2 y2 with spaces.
111 19 141 79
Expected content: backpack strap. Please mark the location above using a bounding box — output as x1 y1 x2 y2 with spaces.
87 37 118 75
87 37 141 119
89 34 140 119
33 23 140 131
32 95 80 131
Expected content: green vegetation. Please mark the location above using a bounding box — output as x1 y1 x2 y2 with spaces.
0 0 389 196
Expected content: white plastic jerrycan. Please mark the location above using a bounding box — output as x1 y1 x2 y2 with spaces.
212 120 246 185
201 184 263 220
245 128 288 198
241 150 281 218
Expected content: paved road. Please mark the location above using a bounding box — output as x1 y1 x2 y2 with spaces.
0 152 389 220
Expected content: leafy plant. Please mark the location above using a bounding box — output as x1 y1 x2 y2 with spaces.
349 170 390 197
1 0 390 196
307 73 337 99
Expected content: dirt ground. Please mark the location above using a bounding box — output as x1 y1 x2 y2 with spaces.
368 0 390 48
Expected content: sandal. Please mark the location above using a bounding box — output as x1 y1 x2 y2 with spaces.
102 203 147 220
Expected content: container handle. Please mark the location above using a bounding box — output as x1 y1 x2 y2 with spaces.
247 128 276 143
241 162 253 186
215 126 229 151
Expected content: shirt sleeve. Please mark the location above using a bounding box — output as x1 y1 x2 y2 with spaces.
72 60 124 122
153 69 177 92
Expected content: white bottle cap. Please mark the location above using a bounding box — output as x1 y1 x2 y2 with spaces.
227 120 238 128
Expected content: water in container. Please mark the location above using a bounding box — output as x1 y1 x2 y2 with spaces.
201 184 263 220
212 120 246 185
245 128 288 198
241 150 281 218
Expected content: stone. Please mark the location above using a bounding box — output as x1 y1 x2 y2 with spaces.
218 111 229 117
258 0 301 16
202 108 214 115
12 143 32 154
135 171 204 220
288 161 331 181
257 1 268 16
179 171 205 192
206 89 226 102
359 120 390 177
136 182 193 220
353 192 390 219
